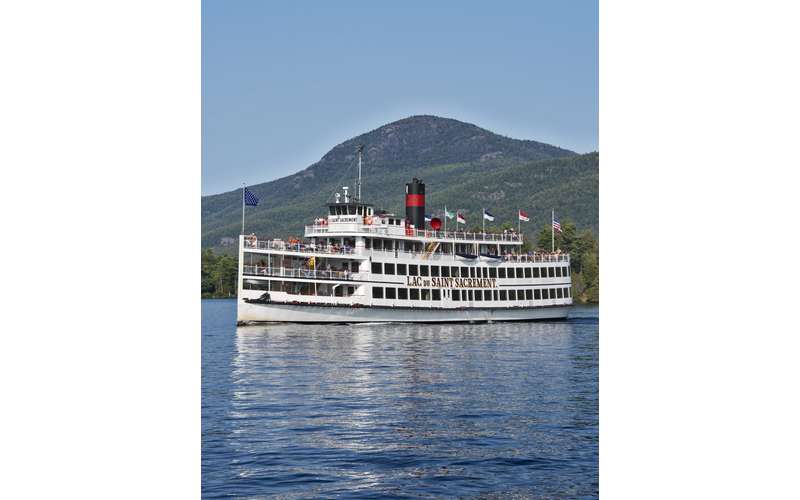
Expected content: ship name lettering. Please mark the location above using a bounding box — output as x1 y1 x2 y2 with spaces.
406 276 497 289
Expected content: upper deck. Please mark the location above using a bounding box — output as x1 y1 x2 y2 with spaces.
305 222 523 244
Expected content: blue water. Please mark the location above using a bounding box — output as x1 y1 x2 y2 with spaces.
202 299 598 498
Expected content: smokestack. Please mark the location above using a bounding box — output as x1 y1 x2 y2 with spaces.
405 178 425 229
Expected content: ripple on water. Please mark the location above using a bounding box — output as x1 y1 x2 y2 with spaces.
202 300 598 498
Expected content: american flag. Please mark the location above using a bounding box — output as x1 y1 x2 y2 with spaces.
552 218 562 233
244 187 259 206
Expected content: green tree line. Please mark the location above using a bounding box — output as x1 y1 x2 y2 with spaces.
201 248 238 298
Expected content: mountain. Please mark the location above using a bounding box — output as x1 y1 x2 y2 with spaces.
202 115 597 249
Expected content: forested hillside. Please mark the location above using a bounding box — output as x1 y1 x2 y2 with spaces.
202 115 597 249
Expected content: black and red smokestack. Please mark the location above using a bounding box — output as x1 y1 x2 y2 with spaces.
405 178 425 229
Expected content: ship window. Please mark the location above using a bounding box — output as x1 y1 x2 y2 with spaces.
499 290 507 300
384 263 395 275
525 289 533 300
357 206 363 215
410 288 420 300
566 287 571 298
468 290 473 301
420 265 429 277
432 289 441 301
452 290 460 301
421 289 431 301
557 288 563 298
498 268 506 278
555 267 562 277
450 266 458 277
373 239 383 251
474 291 482 301
535 289 541 300
461 267 469 277
365 238 371 249
441 266 450 277
508 290 516 300
470 267 476 278
329 207 335 215
489 268 497 278
386 287 396 299
371 262 382 274
566 267 571 276
397 264 407 275
348 286 354 295
525 267 532 278
482 267 488 278
533 267 540 278
493 290 499 301
398 288 408 300
550 288 556 298
431 266 440 277
289 282 313 295
372 287 383 299
243 279 270 291
548 267 555 277
484 290 492 301
542 289 549 299
409 264 418 276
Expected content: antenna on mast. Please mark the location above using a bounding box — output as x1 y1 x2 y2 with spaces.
356 145 364 201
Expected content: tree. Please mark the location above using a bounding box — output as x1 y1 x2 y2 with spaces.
202 248 239 298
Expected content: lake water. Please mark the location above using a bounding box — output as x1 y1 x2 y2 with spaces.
202 299 598 498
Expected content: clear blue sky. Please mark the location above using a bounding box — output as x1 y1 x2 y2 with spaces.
202 1 597 195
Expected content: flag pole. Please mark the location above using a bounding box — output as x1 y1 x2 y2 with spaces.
518 210 521 235
482 208 485 234
242 183 246 235
551 209 554 253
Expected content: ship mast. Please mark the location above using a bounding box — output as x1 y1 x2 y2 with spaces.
356 145 364 201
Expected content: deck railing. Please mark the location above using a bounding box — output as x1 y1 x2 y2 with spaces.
243 266 358 281
243 238 355 255
366 248 570 263
304 224 522 242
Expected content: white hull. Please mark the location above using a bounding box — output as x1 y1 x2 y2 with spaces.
237 299 571 324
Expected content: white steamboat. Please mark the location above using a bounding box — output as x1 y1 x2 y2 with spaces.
237 153 572 324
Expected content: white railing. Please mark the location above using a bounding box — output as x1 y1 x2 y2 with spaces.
366 248 569 263
502 253 570 263
304 224 522 242
243 238 355 255
243 266 359 281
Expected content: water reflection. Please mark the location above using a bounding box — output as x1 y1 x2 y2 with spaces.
204 304 598 498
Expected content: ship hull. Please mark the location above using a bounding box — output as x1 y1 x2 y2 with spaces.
237 300 571 324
